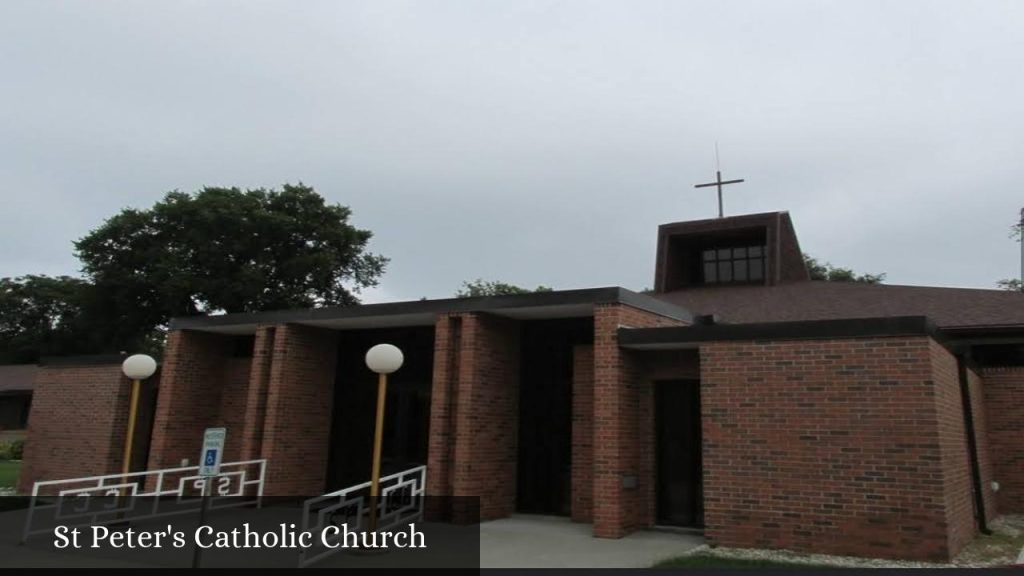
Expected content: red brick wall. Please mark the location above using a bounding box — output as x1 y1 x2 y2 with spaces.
147 330 235 471
592 303 686 538
427 315 460 502
930 341 975 557
700 336 974 562
571 345 594 523
240 326 275 461
260 324 338 496
450 313 520 520
218 357 253 461
19 364 130 493
982 366 1024 512
967 367 997 524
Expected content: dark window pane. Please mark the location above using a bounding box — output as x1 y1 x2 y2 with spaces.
717 248 731 259
704 262 717 283
749 258 764 280
718 261 732 282
703 250 715 262
749 246 763 257
734 260 748 281
733 247 747 259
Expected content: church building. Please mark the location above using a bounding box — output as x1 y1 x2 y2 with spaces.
19 210 1024 562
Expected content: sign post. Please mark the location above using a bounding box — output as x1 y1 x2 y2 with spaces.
192 427 226 569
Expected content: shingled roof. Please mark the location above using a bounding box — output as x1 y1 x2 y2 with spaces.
651 281 1024 329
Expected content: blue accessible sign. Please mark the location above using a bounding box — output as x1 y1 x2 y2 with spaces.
198 427 226 477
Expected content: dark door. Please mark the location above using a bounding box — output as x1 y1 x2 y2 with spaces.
655 380 703 527
515 319 591 516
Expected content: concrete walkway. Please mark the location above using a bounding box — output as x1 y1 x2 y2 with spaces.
480 515 703 568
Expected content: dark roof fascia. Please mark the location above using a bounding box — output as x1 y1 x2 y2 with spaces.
169 287 692 330
940 325 1024 344
618 316 943 349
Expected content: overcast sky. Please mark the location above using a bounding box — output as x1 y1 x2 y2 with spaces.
2 1 1022 304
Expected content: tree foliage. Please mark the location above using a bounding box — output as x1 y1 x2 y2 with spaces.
0 276 94 363
996 216 1022 291
77 184 386 317
803 254 886 284
1 184 386 363
455 279 553 298
997 279 1022 291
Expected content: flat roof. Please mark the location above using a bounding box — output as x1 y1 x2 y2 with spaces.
169 287 693 335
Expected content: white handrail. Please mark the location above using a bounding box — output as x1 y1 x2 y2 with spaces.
21 459 267 543
297 465 426 568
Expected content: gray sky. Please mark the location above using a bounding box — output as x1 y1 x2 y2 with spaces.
2 0 1022 304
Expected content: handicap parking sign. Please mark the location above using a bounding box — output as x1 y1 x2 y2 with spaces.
198 428 226 476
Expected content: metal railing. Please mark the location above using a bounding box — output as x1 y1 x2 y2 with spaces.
21 459 266 543
297 465 426 568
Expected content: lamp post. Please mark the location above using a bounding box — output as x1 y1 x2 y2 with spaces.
364 343 403 532
120 354 157 479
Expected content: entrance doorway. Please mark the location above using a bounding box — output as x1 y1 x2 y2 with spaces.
516 318 592 516
325 327 433 493
655 380 703 528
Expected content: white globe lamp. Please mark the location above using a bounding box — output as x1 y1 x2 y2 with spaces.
122 354 157 380
365 344 404 374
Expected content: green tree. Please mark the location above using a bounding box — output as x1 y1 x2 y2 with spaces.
455 279 553 298
0 183 388 361
998 279 1022 291
73 184 387 348
803 254 886 284
997 219 1022 291
0 276 94 363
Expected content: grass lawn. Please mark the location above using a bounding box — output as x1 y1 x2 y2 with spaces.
654 553 837 569
0 460 21 489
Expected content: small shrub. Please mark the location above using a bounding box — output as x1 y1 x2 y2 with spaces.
0 440 24 461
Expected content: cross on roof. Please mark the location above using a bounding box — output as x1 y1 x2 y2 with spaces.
694 170 745 219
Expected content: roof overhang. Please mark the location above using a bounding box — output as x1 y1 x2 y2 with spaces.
169 287 693 335
618 316 941 350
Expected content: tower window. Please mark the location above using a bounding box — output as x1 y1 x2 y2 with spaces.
702 246 765 284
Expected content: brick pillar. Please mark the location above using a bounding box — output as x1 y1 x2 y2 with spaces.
240 326 275 461
147 330 233 471
427 315 459 497
592 303 685 538
571 345 594 523
260 324 338 496
450 313 520 521
427 316 461 520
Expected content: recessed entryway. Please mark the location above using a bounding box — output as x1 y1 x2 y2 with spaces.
655 379 703 528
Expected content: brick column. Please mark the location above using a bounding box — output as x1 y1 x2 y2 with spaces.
571 345 594 523
450 313 520 521
427 316 460 511
147 330 233 470
592 303 685 538
260 324 338 496
240 326 276 461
